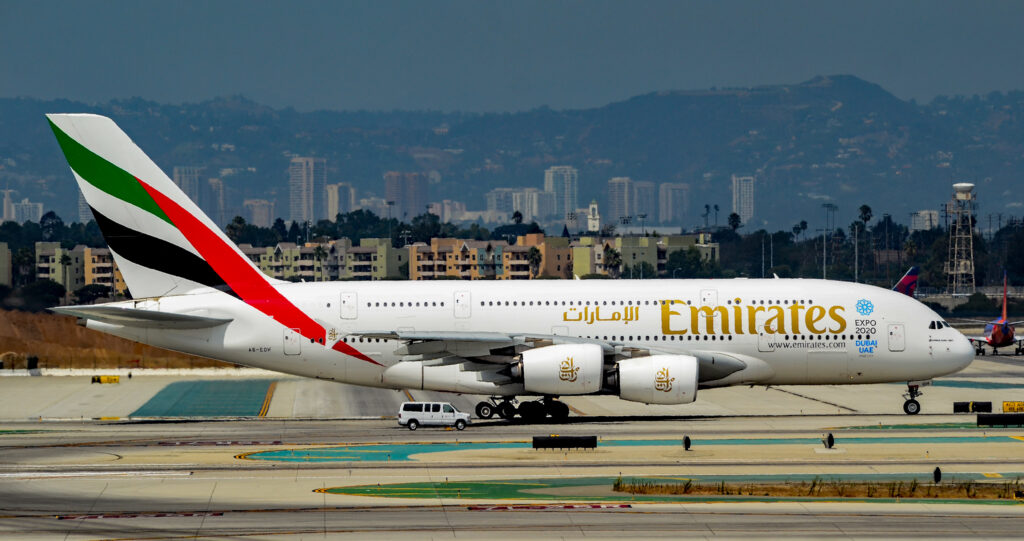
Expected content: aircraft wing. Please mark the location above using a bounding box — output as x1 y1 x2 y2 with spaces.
349 329 747 382
51 305 233 329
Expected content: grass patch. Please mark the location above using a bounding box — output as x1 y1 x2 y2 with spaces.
613 475 1024 500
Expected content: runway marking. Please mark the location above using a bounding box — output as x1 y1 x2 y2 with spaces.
239 435 1024 463
983 473 1004 478
768 387 859 412
0 471 192 479
403 389 414 401
258 381 277 417
564 402 587 416
468 504 631 511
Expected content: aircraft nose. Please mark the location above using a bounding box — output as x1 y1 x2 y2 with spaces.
946 335 975 373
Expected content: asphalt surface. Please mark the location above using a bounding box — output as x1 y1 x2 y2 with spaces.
1 355 1024 539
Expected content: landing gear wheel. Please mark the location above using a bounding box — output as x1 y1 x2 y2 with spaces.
407 419 419 430
455 419 466 431
497 402 517 420
475 402 494 419
546 401 570 421
902 382 924 415
518 401 546 423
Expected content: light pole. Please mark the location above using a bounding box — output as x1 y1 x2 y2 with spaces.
637 213 647 236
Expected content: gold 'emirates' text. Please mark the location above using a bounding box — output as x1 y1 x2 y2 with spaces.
660 300 847 335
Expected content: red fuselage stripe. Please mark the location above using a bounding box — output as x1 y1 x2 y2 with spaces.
137 179 378 365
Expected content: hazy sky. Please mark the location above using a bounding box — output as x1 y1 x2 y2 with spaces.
2 0 1023 111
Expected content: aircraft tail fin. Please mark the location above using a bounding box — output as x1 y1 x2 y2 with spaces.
1003 270 1008 321
46 113 275 299
893 266 920 297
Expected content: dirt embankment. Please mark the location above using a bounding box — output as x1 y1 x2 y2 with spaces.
0 309 232 369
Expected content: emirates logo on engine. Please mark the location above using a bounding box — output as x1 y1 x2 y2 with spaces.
654 367 675 392
559 357 579 382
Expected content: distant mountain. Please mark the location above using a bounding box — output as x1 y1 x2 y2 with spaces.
2 75 1022 230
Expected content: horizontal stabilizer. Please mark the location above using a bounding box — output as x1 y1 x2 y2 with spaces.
51 305 232 329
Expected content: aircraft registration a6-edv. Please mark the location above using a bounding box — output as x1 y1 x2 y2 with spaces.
46 114 975 419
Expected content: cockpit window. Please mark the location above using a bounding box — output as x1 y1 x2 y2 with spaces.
928 321 936 329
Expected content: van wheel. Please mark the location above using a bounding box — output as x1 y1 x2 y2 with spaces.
407 419 419 430
455 419 466 431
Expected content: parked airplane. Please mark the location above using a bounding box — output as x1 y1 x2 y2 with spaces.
963 272 1023 356
892 267 920 297
46 114 975 418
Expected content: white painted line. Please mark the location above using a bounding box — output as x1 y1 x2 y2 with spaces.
0 471 193 479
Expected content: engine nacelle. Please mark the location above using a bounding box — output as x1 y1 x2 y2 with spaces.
617 355 698 405
517 343 603 395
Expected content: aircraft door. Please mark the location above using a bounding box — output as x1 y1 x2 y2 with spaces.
340 292 358 320
454 290 471 319
888 323 906 352
757 326 774 352
283 328 301 355
700 289 718 306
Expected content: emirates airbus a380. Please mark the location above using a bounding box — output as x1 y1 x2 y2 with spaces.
46 114 974 419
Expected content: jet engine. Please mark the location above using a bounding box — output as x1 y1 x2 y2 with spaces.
615 355 698 404
513 343 603 395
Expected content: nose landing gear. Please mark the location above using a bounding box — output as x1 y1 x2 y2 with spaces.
902 382 923 415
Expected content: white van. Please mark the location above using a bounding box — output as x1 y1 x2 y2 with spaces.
398 402 470 431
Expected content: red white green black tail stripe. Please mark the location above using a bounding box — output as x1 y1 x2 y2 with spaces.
47 114 375 364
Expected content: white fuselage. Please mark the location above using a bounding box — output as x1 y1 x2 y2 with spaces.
85 278 974 395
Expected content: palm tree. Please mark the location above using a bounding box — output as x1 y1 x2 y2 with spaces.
527 247 542 278
59 253 72 304
603 245 623 279
312 244 327 281
728 212 742 231
858 204 873 227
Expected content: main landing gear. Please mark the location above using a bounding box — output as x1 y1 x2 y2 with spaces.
902 382 923 415
474 396 570 423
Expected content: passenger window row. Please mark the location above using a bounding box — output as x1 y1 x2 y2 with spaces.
477 298 815 307
365 301 445 308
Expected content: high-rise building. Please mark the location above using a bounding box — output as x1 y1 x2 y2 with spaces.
731 175 755 225
77 191 92 224
910 210 940 232
384 172 428 221
607 177 633 225
658 183 690 225
289 157 327 224
203 178 226 227
512 188 556 222
244 199 275 228
427 200 468 223
358 196 390 218
544 166 579 221
485 188 518 214
1 189 14 222
172 166 204 204
326 182 356 219
632 181 656 222
13 198 43 223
